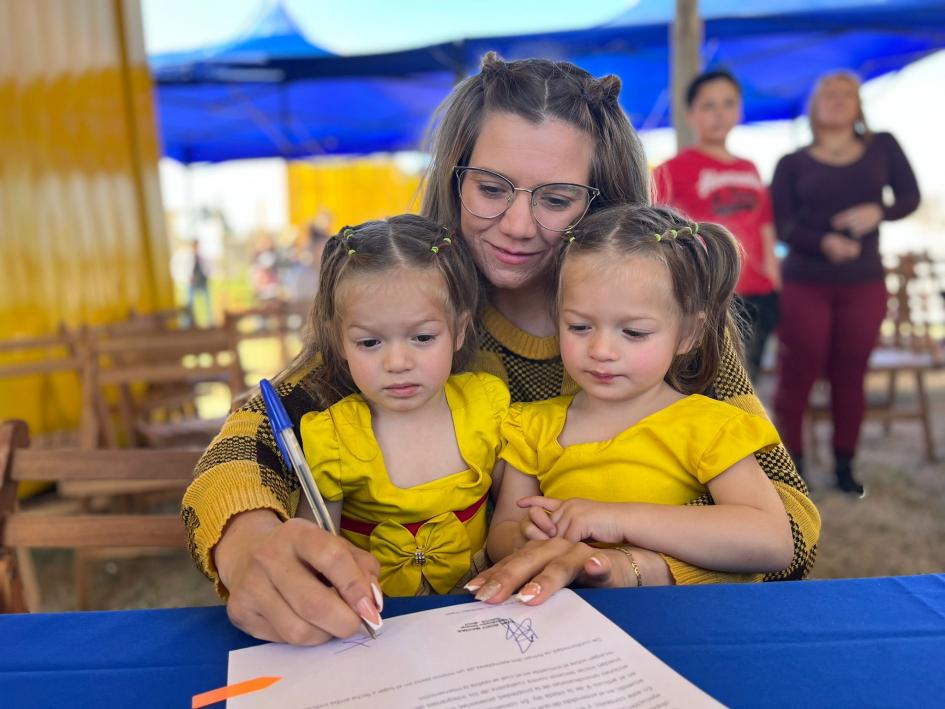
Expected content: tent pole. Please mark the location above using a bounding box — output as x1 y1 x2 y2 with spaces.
671 0 703 150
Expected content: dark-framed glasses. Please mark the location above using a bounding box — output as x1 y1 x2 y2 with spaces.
454 166 600 232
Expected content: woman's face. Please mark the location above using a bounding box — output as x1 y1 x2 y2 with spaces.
461 112 594 293
811 77 861 131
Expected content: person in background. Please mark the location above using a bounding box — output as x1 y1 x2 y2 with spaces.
285 215 331 303
654 69 780 382
477 205 792 605
182 54 819 647
187 239 213 326
770 70 920 496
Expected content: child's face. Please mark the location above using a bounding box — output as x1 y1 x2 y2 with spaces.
337 267 463 415
558 252 688 405
687 78 742 147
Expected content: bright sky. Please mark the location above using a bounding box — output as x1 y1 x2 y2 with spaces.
142 0 631 55
145 0 943 259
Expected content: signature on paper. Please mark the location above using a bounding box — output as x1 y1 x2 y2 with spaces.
334 635 375 654
499 617 538 654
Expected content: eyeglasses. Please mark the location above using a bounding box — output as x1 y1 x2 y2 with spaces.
454 166 600 233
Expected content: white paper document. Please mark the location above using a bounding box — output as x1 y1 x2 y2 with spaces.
227 589 722 708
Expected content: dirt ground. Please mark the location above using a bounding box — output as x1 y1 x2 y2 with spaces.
28 370 945 612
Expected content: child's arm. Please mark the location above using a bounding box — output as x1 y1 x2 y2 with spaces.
486 463 543 563
521 455 793 573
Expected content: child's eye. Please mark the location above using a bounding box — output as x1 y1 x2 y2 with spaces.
567 324 590 333
356 338 381 349
622 329 650 340
413 334 436 343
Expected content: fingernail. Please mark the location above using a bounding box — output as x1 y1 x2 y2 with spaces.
587 556 603 569
357 596 383 631
371 582 384 613
474 580 501 602
515 583 541 603
464 580 483 593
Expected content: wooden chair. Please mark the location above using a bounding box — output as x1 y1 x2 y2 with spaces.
807 253 944 462
224 298 307 371
0 419 200 612
81 324 246 449
0 327 87 449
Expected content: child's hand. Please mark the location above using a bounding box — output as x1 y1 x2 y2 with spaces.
518 496 628 544
517 504 555 541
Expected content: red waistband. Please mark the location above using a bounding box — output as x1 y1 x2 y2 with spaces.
340 493 488 537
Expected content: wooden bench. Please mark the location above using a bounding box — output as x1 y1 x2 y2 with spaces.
0 419 200 612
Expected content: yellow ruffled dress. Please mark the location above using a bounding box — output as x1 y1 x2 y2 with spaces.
300 372 509 596
501 394 781 504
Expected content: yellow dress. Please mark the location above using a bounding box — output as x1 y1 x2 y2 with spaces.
501 394 780 504
300 372 509 597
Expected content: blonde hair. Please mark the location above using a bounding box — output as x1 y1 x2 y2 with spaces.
808 70 871 144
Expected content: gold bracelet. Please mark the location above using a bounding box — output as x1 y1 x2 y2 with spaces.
616 546 643 588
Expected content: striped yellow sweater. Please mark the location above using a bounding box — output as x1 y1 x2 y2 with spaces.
182 305 820 593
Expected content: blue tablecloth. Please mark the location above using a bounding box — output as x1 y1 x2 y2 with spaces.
3 574 944 708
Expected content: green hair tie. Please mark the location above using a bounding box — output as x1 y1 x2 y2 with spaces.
343 228 354 239
431 246 439 254
347 248 356 256
654 233 662 242
670 229 678 239
442 237 452 245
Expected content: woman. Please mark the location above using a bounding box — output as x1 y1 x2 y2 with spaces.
654 69 780 382
183 54 820 645
770 71 920 496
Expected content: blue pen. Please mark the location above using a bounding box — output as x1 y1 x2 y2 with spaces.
259 379 379 638
259 379 336 535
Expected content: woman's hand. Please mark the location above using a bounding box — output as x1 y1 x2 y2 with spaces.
466 539 673 605
214 509 382 645
831 203 883 237
821 233 862 263
517 496 630 544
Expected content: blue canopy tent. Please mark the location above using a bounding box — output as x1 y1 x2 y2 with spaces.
151 0 945 163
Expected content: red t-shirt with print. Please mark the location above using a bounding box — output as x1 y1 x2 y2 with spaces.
653 148 775 296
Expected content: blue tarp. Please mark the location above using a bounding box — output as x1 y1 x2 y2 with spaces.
151 1 945 163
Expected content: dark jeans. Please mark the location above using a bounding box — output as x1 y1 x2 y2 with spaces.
735 291 780 382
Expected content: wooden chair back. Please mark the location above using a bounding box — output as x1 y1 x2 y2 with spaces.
0 419 200 612
224 298 307 370
81 324 246 448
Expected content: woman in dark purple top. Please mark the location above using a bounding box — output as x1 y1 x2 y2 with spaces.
770 71 919 497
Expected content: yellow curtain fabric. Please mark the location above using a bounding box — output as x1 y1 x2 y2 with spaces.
0 0 172 432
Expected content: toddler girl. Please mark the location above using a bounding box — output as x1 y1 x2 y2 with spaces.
482 205 793 601
299 215 509 597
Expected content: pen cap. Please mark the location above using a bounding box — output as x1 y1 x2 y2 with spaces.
259 379 295 472
260 379 293 433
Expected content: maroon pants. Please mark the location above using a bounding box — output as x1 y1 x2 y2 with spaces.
774 279 888 457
